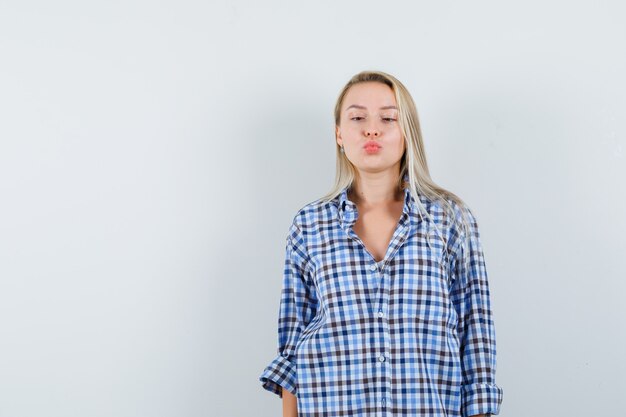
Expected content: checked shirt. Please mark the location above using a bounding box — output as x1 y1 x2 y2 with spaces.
259 179 503 416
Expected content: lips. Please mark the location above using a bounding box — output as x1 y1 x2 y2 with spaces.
363 141 381 154
363 140 381 150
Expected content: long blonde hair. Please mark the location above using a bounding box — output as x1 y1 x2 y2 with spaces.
318 70 474 268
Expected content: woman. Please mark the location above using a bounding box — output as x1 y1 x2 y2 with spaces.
259 70 503 417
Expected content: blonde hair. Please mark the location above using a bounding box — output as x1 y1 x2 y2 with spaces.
318 70 474 268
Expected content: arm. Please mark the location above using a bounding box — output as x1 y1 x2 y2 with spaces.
259 222 318 404
449 206 503 417
282 387 298 417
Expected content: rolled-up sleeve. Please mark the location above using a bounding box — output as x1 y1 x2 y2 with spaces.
449 206 503 416
259 222 318 398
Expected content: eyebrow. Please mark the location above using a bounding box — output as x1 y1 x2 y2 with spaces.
346 105 398 111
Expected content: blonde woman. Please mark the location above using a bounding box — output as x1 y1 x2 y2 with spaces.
259 71 503 417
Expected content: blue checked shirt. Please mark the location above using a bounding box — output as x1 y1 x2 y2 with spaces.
259 179 503 416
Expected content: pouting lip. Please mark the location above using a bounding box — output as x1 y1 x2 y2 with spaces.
363 140 381 149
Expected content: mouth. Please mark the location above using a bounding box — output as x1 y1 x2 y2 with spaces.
363 141 381 153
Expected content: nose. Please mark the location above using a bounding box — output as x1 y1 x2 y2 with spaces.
365 124 380 137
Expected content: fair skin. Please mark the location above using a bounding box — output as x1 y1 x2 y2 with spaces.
282 81 484 417
281 388 297 417
336 81 407 262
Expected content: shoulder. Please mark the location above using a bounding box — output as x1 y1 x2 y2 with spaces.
283 197 336 266
424 194 480 252
446 196 478 229
416 193 473 227
440 196 485 265
286 196 338 242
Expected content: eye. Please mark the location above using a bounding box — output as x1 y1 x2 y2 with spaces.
351 116 365 121
382 117 397 122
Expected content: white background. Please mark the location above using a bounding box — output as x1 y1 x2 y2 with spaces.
1 1 625 416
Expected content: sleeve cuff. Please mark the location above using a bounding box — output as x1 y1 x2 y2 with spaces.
259 354 297 398
461 382 503 416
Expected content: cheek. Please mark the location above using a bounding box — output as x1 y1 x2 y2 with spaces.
393 138 406 156
395 141 406 155
389 128 404 148
341 126 360 139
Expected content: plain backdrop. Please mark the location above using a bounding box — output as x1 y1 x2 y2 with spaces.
1 1 625 416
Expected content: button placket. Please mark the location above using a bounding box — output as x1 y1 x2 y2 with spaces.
376 267 392 416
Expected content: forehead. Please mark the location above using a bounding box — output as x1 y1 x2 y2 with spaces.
342 82 397 110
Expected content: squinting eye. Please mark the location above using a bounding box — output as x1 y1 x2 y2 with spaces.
351 116 365 121
382 117 397 122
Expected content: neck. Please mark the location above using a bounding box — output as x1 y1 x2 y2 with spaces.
349 171 403 206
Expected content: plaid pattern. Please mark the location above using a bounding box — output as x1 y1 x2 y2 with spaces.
259 176 503 416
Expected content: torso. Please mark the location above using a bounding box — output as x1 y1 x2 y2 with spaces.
351 198 404 263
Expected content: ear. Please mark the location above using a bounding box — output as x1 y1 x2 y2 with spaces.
335 125 342 147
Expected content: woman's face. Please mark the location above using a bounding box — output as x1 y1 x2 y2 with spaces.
336 81 405 175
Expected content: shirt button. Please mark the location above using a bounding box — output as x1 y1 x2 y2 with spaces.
378 355 385 362
381 398 386 406
345 205 352 211
370 264 377 271
378 310 384 318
